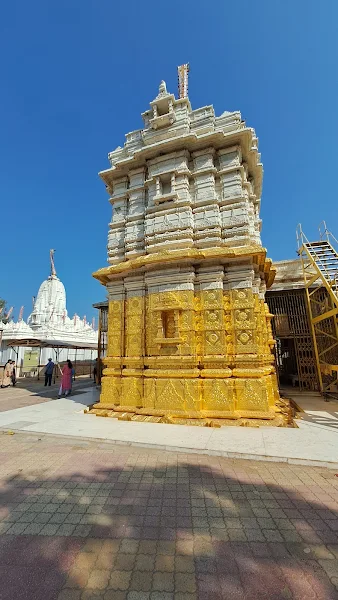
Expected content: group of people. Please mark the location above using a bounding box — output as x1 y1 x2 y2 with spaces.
1 357 74 397
44 358 75 397
0 360 16 388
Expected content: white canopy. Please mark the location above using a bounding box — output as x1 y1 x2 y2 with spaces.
5 337 97 350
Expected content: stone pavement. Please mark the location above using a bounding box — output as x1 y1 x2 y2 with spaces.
1 432 338 599
0 378 93 413
290 390 338 432
0 384 338 466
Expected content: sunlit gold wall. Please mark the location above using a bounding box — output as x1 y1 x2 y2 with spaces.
99 267 278 421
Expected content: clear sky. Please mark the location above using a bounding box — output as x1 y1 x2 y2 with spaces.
1 0 337 321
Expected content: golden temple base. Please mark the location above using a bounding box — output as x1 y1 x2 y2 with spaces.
92 278 286 425
87 395 294 428
99 373 278 419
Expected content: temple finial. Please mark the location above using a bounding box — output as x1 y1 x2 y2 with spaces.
177 64 190 98
158 80 167 96
50 249 57 277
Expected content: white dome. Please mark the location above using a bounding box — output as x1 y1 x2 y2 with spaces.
28 275 67 330
2 250 97 348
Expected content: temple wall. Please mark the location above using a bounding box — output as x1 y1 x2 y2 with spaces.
100 261 278 420
107 146 261 265
94 80 280 424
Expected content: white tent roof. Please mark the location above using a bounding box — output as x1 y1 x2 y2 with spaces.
5 337 97 350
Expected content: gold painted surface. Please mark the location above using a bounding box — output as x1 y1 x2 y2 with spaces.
234 378 269 413
101 376 121 406
201 378 234 412
125 296 144 357
107 300 124 357
94 282 282 424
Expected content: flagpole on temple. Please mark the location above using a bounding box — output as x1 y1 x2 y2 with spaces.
50 249 57 277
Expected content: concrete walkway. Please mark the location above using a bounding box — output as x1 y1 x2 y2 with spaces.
0 383 337 467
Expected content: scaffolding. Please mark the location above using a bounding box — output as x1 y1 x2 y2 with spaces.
297 222 338 394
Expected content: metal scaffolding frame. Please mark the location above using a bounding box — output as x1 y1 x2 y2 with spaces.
297 222 338 394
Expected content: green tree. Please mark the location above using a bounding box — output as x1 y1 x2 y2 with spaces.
0 298 8 324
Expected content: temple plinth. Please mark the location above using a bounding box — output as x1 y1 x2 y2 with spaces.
92 76 282 425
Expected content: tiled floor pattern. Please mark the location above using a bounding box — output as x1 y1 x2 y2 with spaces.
0 378 94 412
0 432 338 599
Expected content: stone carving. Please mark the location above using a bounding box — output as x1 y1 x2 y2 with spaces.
157 80 168 97
93 73 281 424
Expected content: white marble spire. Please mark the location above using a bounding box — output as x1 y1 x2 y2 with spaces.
2 251 97 344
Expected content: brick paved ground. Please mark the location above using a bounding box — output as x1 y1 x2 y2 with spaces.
0 378 93 412
0 432 338 599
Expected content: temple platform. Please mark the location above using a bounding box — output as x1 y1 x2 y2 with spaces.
0 384 337 467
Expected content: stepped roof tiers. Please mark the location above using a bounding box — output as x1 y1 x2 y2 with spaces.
93 78 281 425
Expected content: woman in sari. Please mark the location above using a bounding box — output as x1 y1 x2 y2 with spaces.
58 360 73 398
1 361 13 388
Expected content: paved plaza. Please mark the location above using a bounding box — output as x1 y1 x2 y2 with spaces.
0 430 338 599
0 380 338 467
0 378 94 413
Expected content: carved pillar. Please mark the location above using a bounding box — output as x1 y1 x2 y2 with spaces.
192 148 222 248
143 268 200 415
122 276 145 408
101 282 125 406
124 277 145 360
195 267 225 357
227 266 253 360
108 177 129 265
155 176 160 196
171 172 176 192
125 168 146 259
195 266 234 414
224 262 274 415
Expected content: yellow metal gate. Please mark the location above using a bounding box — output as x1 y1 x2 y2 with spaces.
297 223 338 394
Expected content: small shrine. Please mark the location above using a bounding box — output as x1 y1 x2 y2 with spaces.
92 67 283 425
0 251 97 371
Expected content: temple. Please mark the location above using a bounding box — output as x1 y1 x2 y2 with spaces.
0 251 97 373
92 73 282 425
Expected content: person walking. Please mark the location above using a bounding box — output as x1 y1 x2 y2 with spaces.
93 358 102 385
10 361 16 386
1 360 13 389
70 365 75 393
44 358 54 387
93 358 98 384
58 360 73 398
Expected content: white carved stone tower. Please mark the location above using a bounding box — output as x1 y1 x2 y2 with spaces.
93 76 280 424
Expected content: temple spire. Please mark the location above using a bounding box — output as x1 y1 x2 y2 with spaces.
158 80 167 95
50 249 57 278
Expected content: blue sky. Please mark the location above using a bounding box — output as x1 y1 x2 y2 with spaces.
1 0 337 321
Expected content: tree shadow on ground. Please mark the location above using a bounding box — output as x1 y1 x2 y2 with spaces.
0 434 338 600
298 412 338 432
